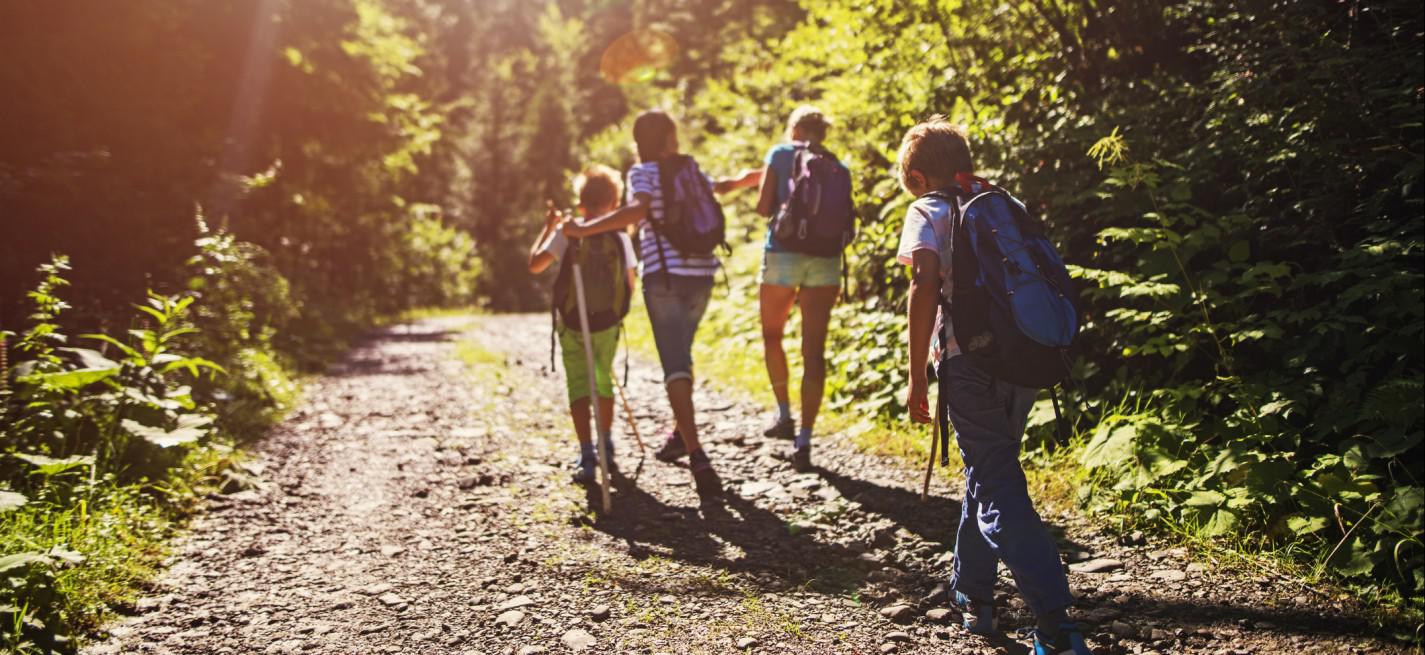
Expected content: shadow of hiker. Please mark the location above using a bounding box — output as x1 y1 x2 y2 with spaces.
816 467 961 546
583 468 877 597
816 467 1093 568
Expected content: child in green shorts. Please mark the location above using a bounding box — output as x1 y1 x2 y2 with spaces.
528 165 637 483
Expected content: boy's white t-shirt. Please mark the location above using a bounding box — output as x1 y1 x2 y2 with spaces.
626 160 720 277
540 226 637 271
895 193 961 361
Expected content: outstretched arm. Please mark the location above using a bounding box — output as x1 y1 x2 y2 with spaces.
906 249 941 424
528 203 565 274
755 163 778 217
713 167 763 195
564 194 650 239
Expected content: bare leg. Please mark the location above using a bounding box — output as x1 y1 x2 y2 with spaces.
668 378 700 452
569 398 593 446
759 284 798 409
596 396 615 436
796 285 839 433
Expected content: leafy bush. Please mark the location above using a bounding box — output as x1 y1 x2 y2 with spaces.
1 256 225 651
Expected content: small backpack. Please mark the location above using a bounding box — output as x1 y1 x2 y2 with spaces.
551 232 632 335
934 173 1079 389
771 144 856 257
655 155 726 258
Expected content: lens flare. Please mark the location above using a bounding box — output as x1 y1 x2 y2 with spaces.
599 29 678 85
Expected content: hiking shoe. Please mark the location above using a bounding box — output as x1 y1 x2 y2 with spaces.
570 456 598 485
654 430 688 463
1023 624 1092 655
953 591 996 636
763 416 795 439
690 459 724 503
772 444 813 472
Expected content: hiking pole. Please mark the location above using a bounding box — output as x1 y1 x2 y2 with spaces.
921 396 941 504
610 368 648 480
571 240 613 514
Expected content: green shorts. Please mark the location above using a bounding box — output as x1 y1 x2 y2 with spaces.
759 250 841 288
559 325 619 403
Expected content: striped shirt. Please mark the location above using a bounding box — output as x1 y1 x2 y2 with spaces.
627 160 720 277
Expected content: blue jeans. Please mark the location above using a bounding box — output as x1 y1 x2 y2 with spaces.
643 272 714 385
943 355 1074 616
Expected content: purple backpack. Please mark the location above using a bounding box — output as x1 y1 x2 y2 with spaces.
771 144 855 257
656 155 726 257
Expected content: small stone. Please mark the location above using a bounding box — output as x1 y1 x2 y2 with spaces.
561 628 597 652
1110 620 1135 637
1151 569 1187 582
924 608 952 623
1150 628 1174 641
377 592 407 607
379 545 406 557
516 647 546 655
589 604 611 621
879 604 915 624
885 630 911 642
497 595 533 611
735 637 758 650
1070 558 1125 574
879 644 898 654
495 610 526 628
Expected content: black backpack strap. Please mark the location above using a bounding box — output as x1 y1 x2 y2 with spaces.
1050 385 1066 444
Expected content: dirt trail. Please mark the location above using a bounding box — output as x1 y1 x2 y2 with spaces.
86 315 1406 655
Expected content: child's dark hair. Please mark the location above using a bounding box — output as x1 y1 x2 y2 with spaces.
576 165 623 211
896 115 974 189
632 110 676 162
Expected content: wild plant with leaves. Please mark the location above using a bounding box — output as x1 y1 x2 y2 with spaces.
1 256 229 652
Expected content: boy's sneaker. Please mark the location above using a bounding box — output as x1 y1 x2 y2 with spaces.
1023 624 1092 655
763 416 795 439
654 430 688 463
570 456 598 485
774 444 813 472
690 458 724 504
952 591 996 635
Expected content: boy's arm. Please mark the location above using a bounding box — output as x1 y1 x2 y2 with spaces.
564 195 650 239
528 206 565 274
906 249 941 424
713 167 763 195
755 163 778 217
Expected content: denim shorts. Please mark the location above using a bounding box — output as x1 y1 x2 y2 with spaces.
642 272 714 384
758 250 840 288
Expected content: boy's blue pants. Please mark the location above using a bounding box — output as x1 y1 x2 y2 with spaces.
941 355 1075 616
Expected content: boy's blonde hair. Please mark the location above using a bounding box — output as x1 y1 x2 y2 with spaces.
576 165 624 211
896 115 974 190
786 105 830 143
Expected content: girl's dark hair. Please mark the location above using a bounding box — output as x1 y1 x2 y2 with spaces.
632 110 676 162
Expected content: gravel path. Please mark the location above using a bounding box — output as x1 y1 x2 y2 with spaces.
85 315 1409 655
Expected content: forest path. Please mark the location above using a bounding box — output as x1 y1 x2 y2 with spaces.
86 315 1405 655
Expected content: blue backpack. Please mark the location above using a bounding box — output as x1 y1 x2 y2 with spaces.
932 174 1079 389
771 144 856 257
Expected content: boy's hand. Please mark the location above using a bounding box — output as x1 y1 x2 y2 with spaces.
907 373 932 424
544 201 566 228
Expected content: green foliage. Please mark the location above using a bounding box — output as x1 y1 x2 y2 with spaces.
0 257 233 651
